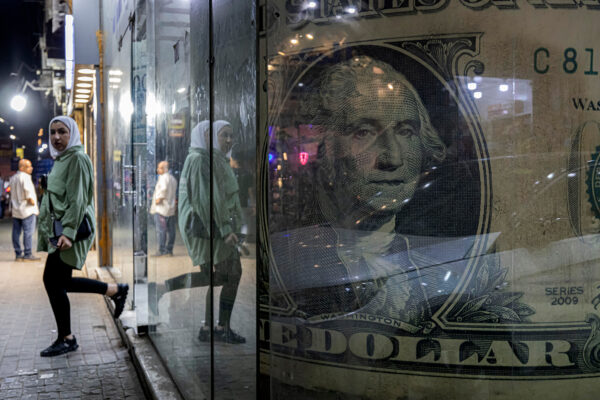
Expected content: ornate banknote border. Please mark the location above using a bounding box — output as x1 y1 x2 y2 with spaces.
259 33 600 377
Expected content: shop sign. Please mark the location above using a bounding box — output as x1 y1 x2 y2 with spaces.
169 114 185 138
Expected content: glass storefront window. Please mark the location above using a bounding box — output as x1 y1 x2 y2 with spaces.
146 1 210 399
260 1 600 399
145 0 257 398
212 0 257 397
102 0 135 308
100 0 600 398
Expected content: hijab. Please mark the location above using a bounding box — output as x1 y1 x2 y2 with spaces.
190 120 233 156
48 116 82 159
190 120 210 149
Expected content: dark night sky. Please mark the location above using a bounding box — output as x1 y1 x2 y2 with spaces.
0 0 54 163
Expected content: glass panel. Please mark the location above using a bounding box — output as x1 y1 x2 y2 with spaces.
262 2 600 399
132 0 149 324
103 0 134 301
146 0 211 399
212 0 257 397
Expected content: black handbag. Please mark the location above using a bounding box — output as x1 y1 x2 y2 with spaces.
183 171 210 239
184 211 209 239
48 194 92 245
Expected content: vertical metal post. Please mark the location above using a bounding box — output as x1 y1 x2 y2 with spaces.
96 10 112 268
208 0 215 398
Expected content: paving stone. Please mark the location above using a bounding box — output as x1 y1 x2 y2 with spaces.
38 394 60 400
21 387 38 395
2 389 21 397
58 390 79 398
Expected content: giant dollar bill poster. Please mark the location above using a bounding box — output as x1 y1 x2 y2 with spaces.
258 1 600 398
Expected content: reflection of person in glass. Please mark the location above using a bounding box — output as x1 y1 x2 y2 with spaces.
272 55 448 328
149 161 177 256
153 120 245 344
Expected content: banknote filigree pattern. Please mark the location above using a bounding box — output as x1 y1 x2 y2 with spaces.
584 314 600 370
447 261 536 323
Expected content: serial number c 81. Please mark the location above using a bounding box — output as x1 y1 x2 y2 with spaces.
534 47 598 75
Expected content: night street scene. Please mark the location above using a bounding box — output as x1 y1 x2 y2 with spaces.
1 1 600 400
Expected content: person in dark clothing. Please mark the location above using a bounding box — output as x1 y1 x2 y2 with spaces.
37 116 129 357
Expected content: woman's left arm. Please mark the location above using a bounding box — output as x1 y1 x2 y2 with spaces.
60 154 92 241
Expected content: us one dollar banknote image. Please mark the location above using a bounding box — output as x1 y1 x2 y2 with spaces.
257 1 600 398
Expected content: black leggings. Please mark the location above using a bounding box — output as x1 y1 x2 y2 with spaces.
164 257 242 328
43 251 108 338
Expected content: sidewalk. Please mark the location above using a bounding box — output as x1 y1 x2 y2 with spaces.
0 220 147 399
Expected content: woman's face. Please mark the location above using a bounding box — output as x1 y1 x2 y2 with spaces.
50 121 71 152
217 126 234 154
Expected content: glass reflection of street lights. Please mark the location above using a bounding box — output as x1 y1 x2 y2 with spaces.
9 134 16 157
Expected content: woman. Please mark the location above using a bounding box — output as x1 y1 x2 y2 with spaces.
37 116 128 357
152 120 245 344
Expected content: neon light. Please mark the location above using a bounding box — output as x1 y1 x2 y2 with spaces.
65 14 74 90
299 152 309 165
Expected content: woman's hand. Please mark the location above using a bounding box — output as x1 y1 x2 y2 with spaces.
224 233 239 246
57 235 72 250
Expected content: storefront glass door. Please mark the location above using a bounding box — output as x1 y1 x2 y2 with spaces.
212 0 257 397
146 1 212 398
102 0 135 312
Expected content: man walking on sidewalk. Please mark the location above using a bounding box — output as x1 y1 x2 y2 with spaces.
150 160 177 256
10 158 40 261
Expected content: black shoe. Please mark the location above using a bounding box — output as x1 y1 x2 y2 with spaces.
198 326 210 342
22 254 41 262
111 283 129 318
40 336 78 357
214 327 246 344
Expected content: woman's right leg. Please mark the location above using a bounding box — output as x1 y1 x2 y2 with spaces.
66 275 108 295
42 252 74 339
164 269 210 292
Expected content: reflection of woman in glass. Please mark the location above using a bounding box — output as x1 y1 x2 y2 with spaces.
271 55 456 328
154 120 245 344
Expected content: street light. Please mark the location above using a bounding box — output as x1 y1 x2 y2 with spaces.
10 80 52 113
10 95 26 112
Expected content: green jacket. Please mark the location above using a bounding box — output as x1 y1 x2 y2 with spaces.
178 147 242 266
37 145 96 269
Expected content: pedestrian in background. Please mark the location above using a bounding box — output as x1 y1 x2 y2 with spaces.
10 158 40 261
0 176 4 219
150 160 177 256
37 116 128 357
